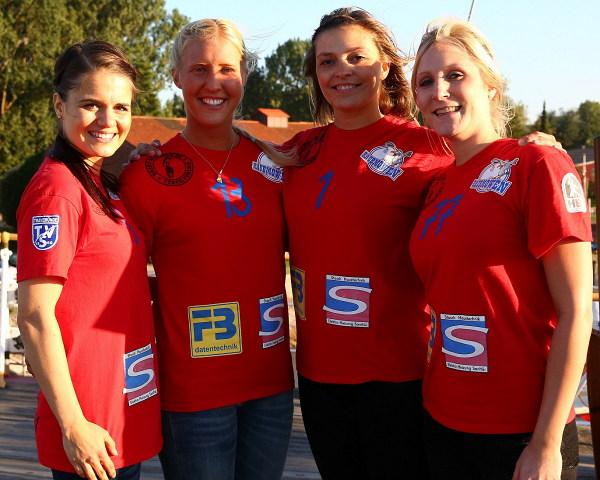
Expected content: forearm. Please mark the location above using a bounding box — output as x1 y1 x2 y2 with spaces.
530 309 591 448
18 294 86 433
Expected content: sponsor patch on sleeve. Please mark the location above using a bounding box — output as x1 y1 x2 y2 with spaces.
188 302 242 357
123 344 158 406
32 215 60 251
441 313 488 373
323 274 372 328
259 294 286 348
561 172 587 213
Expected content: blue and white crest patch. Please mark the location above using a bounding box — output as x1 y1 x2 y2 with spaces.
252 152 283 183
360 141 412 180
32 215 59 251
470 158 519 196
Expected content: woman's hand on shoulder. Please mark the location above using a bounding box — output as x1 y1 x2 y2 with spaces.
518 132 564 151
512 442 562 480
127 139 162 164
62 418 118 480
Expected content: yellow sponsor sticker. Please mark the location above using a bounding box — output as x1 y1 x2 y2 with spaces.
290 266 306 321
188 302 242 358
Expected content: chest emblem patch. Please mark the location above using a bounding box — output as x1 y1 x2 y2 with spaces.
470 157 519 196
360 141 412 181
252 152 283 183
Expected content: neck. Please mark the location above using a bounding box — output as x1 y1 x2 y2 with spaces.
183 121 237 150
333 105 383 130
449 132 501 166
84 157 103 173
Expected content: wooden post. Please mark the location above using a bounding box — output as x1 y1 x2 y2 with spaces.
589 136 600 478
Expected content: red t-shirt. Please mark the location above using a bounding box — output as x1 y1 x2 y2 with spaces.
120 134 294 411
410 139 592 433
284 115 452 383
17 158 161 471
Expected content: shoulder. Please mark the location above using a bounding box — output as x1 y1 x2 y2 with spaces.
22 158 82 201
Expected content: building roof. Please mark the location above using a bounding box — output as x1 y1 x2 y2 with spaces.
257 108 290 118
125 115 313 147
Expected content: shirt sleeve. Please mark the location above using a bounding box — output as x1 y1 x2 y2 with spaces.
17 192 81 282
119 162 157 254
525 148 592 258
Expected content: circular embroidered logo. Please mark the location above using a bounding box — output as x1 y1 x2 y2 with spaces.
145 153 194 186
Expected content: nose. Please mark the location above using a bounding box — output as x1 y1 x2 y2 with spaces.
433 78 450 100
203 69 221 91
97 108 116 127
333 59 353 78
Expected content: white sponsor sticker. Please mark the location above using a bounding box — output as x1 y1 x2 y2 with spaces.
561 173 587 213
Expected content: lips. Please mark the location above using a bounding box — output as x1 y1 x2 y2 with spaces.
434 106 461 116
333 83 359 91
201 97 225 106
88 131 117 143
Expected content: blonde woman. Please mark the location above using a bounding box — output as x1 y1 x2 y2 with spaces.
119 19 294 480
410 19 591 479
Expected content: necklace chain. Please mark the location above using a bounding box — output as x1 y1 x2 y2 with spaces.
181 131 236 183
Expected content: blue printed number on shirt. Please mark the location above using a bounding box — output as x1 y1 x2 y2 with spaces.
315 171 333 209
211 178 252 217
419 194 463 239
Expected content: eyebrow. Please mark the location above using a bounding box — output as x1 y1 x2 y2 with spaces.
316 47 364 58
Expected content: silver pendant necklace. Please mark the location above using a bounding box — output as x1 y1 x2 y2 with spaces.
181 130 236 183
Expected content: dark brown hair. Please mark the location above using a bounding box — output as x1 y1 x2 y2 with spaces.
304 7 415 125
51 40 138 221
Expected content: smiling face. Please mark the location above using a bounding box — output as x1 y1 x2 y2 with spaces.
414 41 498 146
314 25 389 129
173 35 244 133
53 69 133 164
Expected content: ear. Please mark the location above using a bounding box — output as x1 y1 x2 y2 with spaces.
381 60 391 81
52 93 64 119
172 69 182 89
488 87 497 100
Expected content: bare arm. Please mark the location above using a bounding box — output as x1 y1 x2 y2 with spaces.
513 241 592 479
18 279 117 480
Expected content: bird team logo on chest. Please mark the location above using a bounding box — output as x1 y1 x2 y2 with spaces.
360 141 412 180
32 215 59 251
470 158 519 196
252 152 283 183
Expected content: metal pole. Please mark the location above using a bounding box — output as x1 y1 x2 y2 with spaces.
467 0 476 21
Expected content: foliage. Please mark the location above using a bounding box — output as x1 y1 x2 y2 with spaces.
162 93 186 118
532 100 600 149
242 39 312 121
506 97 528 139
0 0 187 177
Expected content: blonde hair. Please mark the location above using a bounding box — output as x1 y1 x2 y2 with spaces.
170 19 258 76
411 19 512 137
304 7 415 125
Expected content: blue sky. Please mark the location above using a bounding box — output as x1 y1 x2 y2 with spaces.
165 0 599 123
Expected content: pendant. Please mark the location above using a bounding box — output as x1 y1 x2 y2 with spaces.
216 173 223 183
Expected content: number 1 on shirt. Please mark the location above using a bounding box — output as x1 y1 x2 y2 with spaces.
316 171 333 209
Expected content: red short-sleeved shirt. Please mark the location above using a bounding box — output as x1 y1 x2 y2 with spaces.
284 115 453 383
120 134 294 411
410 139 592 433
17 158 161 471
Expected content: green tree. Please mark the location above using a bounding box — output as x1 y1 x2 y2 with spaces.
240 66 267 119
264 39 312 121
506 98 528 139
577 100 600 147
162 93 186 117
554 109 581 149
0 0 187 225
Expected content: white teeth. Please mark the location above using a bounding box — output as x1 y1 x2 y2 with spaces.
335 84 355 91
90 132 115 140
202 98 225 105
435 106 461 115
